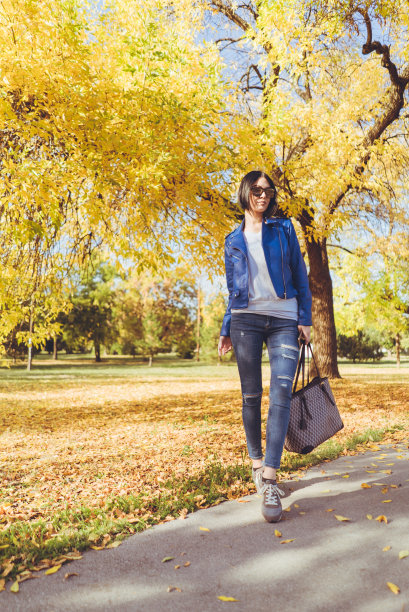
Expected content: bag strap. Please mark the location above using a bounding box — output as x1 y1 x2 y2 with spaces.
292 342 305 393
305 342 322 380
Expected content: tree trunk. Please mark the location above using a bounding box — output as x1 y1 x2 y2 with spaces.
396 333 400 367
53 334 58 360
196 285 201 362
94 341 101 362
27 306 34 372
304 235 341 379
148 355 152 367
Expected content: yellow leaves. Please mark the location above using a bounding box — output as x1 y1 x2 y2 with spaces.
1 560 14 577
382 546 391 552
398 550 409 560
375 515 388 524
274 530 282 537
386 582 400 595
381 500 392 503
10 580 19 593
217 596 239 602
334 515 350 522
162 556 174 563
366 514 373 520
361 483 372 489
0 578 5 591
280 539 295 544
199 527 210 532
45 564 61 575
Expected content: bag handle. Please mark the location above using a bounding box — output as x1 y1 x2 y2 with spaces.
292 342 305 393
305 342 322 381
292 341 323 393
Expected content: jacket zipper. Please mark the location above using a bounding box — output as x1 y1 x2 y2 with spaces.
278 229 287 299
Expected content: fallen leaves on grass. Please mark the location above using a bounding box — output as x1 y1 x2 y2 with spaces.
0 371 408 583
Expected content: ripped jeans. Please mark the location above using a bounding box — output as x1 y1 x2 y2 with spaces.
230 313 299 469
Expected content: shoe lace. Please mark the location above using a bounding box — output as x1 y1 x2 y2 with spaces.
261 483 284 506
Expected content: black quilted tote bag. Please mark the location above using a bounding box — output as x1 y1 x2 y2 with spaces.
284 342 344 455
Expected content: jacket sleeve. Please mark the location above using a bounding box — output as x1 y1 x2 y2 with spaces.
220 239 234 337
288 221 312 326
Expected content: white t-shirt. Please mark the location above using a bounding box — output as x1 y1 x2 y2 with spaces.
231 229 298 320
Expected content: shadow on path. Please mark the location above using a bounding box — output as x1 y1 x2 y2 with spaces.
2 444 409 612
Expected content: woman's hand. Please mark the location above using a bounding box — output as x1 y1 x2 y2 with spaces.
218 335 232 356
298 325 311 344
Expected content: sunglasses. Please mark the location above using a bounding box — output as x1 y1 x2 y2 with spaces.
250 186 275 197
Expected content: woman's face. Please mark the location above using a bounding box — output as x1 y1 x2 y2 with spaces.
248 177 272 215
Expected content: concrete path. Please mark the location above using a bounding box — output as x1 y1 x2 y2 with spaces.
2 443 409 612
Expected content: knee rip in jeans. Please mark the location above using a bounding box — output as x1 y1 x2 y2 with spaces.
277 375 293 388
243 392 262 406
281 343 298 361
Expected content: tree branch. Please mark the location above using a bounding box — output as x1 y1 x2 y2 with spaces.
328 10 409 216
209 0 272 53
327 243 355 255
359 9 401 87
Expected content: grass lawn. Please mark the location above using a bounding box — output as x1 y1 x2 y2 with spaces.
0 355 408 586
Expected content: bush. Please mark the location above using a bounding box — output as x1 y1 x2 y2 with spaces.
337 330 383 362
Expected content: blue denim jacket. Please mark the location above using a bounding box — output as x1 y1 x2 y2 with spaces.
220 217 312 337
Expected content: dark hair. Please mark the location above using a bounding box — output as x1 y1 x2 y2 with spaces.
238 170 282 218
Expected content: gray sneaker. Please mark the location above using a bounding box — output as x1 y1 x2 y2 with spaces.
260 478 285 523
252 466 264 494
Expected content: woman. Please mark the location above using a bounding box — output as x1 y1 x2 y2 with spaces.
218 170 312 523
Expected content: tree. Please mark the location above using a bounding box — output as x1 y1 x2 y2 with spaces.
337 330 383 362
200 292 228 361
64 262 117 361
0 0 235 355
333 231 409 366
113 273 197 363
202 0 409 376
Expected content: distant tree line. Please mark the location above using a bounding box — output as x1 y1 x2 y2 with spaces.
3 260 408 366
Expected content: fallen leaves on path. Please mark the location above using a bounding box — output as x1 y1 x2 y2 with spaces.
45 565 61 575
375 515 388 523
281 539 295 544
217 595 239 602
386 582 400 595
334 515 350 522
